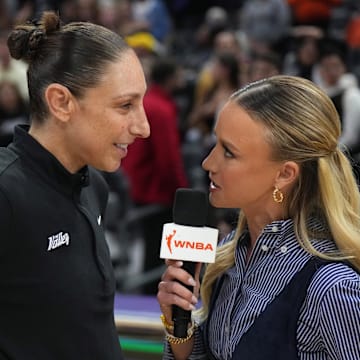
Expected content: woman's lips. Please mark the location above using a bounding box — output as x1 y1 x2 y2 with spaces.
209 181 220 191
115 143 128 157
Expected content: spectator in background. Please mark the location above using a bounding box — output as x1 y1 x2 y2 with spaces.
315 40 360 182
56 0 80 23
125 30 165 81
121 57 188 295
345 6 360 78
193 30 247 109
287 0 342 34
346 7 360 51
75 0 101 24
247 51 282 83
175 6 231 74
187 51 240 150
123 0 172 43
0 80 29 146
184 51 241 218
238 0 291 56
282 26 323 81
0 1 12 31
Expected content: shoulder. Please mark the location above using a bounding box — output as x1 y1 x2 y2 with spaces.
307 261 360 307
302 262 360 355
310 262 359 290
0 147 18 176
0 149 16 228
0 148 22 197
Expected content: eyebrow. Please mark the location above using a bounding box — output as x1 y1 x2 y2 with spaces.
112 92 144 101
220 138 238 152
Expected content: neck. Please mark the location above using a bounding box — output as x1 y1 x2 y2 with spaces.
29 122 79 174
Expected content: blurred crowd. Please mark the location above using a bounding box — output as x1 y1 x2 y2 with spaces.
1 0 360 294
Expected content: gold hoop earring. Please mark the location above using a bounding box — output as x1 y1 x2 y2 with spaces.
273 187 284 203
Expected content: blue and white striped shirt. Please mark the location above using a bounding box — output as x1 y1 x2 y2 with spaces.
162 218 360 359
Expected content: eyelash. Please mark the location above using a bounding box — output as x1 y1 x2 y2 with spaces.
121 102 132 110
223 146 234 158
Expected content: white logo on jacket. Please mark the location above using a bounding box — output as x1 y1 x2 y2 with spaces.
47 232 70 251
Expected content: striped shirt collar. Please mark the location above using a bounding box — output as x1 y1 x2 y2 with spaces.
236 217 336 256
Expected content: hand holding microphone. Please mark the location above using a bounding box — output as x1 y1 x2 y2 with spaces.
159 188 219 338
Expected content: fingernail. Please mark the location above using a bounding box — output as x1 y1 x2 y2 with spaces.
188 278 196 286
189 304 196 311
191 295 198 304
176 261 183 267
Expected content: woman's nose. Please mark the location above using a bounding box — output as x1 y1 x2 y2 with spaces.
202 148 215 171
131 108 150 138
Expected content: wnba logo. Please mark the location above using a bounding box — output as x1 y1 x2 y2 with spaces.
165 228 214 254
160 223 218 263
166 229 176 254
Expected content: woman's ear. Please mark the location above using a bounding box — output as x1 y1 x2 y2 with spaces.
276 161 299 188
45 83 75 123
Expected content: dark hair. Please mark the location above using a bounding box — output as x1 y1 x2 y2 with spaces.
216 52 239 89
318 38 348 65
251 52 282 72
150 57 178 85
7 11 131 123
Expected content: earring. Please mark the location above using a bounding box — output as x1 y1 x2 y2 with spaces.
273 187 284 203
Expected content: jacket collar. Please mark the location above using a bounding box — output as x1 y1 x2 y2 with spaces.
9 125 89 196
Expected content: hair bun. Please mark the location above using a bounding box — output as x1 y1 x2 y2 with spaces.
7 11 61 62
41 11 61 34
29 28 45 51
7 29 31 60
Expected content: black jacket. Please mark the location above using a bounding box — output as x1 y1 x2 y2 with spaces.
0 126 123 359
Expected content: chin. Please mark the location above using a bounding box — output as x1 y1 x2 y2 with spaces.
209 194 221 208
106 164 121 173
209 195 232 209
96 161 121 173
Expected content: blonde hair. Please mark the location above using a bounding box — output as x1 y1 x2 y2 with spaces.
198 75 360 319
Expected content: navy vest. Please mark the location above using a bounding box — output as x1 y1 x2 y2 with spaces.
204 258 328 360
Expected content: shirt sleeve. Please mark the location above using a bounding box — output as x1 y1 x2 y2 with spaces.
319 273 360 359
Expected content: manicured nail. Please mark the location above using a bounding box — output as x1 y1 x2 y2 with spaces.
188 278 196 286
191 295 198 304
189 304 196 311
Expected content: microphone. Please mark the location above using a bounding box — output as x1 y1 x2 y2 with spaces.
160 188 219 338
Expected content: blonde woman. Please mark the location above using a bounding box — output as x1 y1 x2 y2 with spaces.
158 75 360 360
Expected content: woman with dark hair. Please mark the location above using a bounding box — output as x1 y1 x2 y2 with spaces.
0 11 149 359
187 51 240 148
